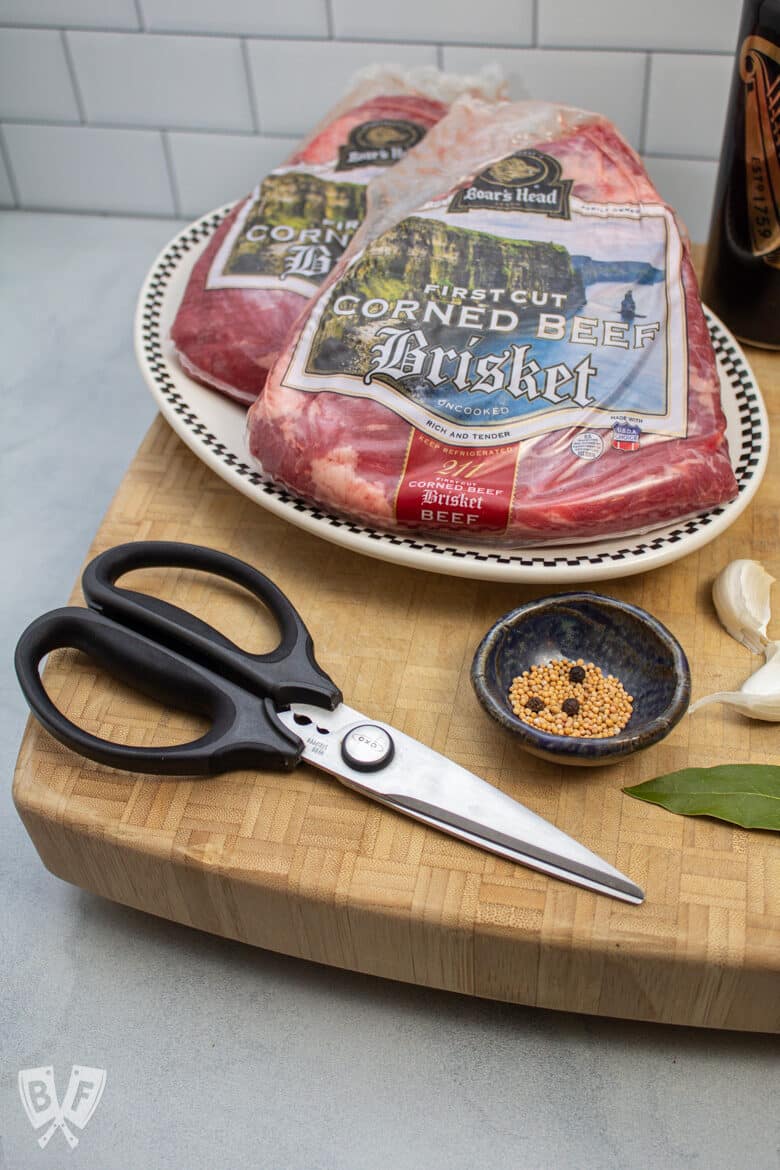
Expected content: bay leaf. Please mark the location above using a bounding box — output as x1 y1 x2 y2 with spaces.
623 765 780 831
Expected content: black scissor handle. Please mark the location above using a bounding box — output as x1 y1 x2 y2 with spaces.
14 607 303 775
81 541 341 710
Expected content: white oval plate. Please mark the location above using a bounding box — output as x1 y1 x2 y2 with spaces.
134 206 769 584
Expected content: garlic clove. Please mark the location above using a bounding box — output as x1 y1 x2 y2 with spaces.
740 640 780 696
689 641 780 720
712 559 775 653
688 689 780 720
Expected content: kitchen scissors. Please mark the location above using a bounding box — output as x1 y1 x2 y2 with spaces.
15 541 643 904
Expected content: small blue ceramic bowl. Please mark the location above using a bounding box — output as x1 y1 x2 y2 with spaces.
471 592 690 766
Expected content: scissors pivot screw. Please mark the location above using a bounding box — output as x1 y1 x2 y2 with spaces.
341 725 395 773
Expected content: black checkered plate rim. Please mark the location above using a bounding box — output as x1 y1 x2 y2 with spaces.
136 205 769 579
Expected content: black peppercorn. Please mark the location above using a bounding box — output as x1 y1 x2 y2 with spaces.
568 665 586 684
525 696 544 713
562 697 580 716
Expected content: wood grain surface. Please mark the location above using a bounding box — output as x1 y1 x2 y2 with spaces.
13 319 780 1033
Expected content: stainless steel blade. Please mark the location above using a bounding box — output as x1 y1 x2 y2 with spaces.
279 703 643 905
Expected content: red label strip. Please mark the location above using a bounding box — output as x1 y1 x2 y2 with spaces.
395 431 519 535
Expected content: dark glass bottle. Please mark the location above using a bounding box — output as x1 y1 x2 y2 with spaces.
703 0 780 348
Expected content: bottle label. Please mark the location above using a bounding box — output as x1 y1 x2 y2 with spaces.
740 35 780 270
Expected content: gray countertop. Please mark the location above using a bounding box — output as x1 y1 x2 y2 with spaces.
1 210 777 1170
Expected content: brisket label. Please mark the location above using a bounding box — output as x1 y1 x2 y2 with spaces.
396 432 519 534
207 170 365 296
280 170 689 532
287 206 688 444
449 149 573 220
207 119 430 296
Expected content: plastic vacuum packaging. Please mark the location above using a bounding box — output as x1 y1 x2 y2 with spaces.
170 66 505 405
247 98 739 546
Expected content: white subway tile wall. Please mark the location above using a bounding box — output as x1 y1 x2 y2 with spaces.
0 0 743 239
0 1 139 30
537 0 740 51
643 156 720 243
140 0 330 38
0 138 15 204
442 46 645 147
645 54 733 158
0 29 80 121
167 131 299 218
68 32 254 130
3 122 175 213
331 0 534 46
245 39 437 135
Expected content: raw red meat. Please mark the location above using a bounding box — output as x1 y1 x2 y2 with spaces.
170 97 443 405
247 99 738 546
170 68 504 405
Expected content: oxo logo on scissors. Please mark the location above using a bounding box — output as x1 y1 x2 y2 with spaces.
18 1065 107 1150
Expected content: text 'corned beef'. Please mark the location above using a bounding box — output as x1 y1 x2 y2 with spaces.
247 98 738 546
170 66 505 405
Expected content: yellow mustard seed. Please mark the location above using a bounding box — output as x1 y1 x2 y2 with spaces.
507 657 633 739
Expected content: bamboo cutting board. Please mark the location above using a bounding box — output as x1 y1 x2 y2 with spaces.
13 350 780 1032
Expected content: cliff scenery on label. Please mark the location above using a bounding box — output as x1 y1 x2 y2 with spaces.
292 151 688 447
206 120 430 297
277 149 689 534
